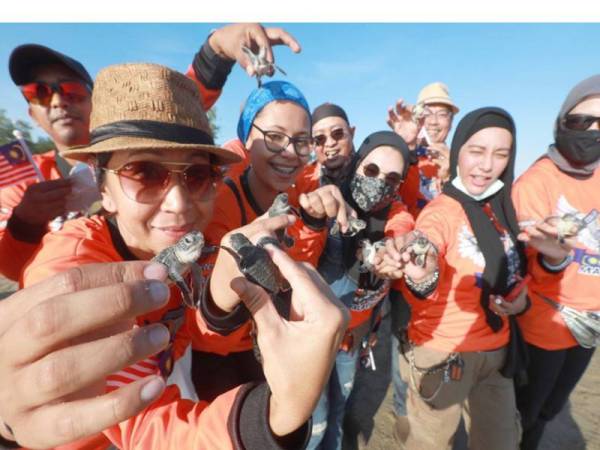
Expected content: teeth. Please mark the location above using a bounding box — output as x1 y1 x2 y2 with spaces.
325 150 339 158
272 164 296 175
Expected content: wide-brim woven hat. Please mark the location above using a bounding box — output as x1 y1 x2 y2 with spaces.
416 81 459 114
62 62 241 165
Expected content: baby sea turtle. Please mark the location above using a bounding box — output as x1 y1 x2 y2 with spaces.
330 217 367 237
241 46 287 87
152 231 204 308
545 213 585 244
222 233 291 294
358 239 387 273
267 192 295 247
399 233 434 268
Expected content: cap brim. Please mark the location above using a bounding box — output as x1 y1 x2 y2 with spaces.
9 44 92 86
61 136 243 166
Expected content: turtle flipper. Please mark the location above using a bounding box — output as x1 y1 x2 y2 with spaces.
190 262 205 309
170 270 194 308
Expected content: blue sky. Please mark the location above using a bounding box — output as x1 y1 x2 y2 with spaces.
0 23 599 175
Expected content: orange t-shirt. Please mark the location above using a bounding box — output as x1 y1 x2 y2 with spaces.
399 154 443 219
513 157 600 350
401 194 513 353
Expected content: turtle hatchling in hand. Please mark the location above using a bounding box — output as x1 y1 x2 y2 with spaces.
241 46 287 87
152 231 205 308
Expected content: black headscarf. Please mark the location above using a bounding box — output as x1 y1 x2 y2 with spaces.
443 107 525 330
340 131 411 284
442 107 528 382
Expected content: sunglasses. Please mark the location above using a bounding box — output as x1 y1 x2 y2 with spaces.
252 123 313 157
313 128 349 147
102 161 222 204
362 162 403 187
20 81 90 106
563 114 600 131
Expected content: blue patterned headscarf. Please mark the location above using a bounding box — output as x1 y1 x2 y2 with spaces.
236 80 310 144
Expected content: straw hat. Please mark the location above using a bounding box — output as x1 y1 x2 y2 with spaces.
62 63 241 165
416 82 459 114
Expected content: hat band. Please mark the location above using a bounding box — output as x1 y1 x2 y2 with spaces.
90 120 214 146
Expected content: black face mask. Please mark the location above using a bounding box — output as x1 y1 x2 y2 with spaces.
350 173 396 212
555 127 600 167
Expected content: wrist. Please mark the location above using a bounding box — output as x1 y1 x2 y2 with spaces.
539 252 573 273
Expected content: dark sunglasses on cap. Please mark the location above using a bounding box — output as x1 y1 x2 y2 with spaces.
362 162 403 187
101 161 222 204
563 114 600 131
313 128 349 147
20 80 91 106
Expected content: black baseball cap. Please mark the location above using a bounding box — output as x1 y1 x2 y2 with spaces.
9 44 93 88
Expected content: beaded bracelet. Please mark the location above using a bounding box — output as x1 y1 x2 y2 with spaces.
404 269 440 297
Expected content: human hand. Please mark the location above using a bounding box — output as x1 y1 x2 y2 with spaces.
208 23 301 77
209 214 296 313
380 232 439 282
299 184 356 233
518 219 576 263
0 261 172 449
489 286 528 316
426 142 451 181
386 99 419 146
13 179 72 226
230 246 349 436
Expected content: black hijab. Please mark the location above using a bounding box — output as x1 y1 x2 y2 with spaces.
443 107 526 332
340 131 411 285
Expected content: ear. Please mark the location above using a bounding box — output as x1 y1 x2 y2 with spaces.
101 184 117 214
349 126 356 138
27 105 36 124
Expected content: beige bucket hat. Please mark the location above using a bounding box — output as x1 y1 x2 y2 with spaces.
62 62 241 165
416 81 459 114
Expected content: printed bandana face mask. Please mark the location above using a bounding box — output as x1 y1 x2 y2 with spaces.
350 173 396 212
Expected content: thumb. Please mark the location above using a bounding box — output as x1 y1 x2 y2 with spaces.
230 277 282 331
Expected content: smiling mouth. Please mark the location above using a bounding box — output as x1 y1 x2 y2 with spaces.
324 149 340 159
270 163 298 175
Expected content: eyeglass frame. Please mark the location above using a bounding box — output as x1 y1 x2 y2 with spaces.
421 107 453 122
19 80 92 106
312 127 351 147
100 160 222 204
251 123 313 157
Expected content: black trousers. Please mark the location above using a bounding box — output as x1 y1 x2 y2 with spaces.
516 342 595 450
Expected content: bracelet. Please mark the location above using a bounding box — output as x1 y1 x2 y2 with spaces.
539 253 573 273
404 270 439 298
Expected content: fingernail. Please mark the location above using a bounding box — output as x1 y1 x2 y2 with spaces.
144 263 168 281
495 297 503 305
140 376 165 402
146 280 169 304
148 325 170 347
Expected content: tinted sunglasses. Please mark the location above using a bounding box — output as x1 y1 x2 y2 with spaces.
362 162 403 186
20 81 90 106
563 114 600 131
102 161 222 204
313 128 349 147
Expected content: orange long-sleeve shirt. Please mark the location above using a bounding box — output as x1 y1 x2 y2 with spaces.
513 157 600 350
23 216 307 450
0 150 64 281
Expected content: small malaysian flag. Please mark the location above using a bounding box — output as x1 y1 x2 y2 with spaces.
0 140 39 189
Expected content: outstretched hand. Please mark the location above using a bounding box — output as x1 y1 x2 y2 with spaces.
0 262 172 449
231 246 349 436
208 23 301 77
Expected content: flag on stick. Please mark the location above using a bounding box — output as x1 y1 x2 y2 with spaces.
0 138 41 189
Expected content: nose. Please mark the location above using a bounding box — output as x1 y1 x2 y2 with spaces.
160 174 192 213
479 152 494 172
49 90 69 109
